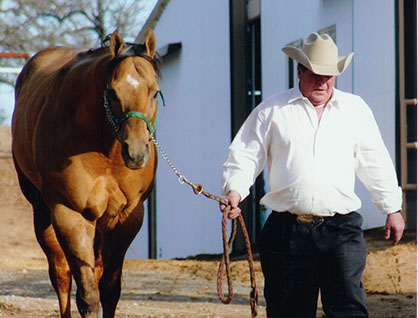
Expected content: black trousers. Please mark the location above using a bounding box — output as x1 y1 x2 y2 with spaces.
260 212 368 318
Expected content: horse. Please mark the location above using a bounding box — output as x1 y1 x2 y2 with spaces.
11 29 161 318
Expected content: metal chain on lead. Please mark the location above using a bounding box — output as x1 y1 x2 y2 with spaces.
151 135 186 184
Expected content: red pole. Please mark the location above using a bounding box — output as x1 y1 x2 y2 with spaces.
0 52 29 60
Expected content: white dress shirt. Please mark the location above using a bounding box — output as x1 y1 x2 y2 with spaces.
221 87 402 216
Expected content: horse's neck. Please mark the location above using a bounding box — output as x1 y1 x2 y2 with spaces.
70 54 114 145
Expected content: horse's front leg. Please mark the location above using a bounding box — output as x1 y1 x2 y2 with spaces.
99 203 145 318
52 202 100 318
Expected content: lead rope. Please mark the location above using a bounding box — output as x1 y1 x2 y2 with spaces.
151 136 258 318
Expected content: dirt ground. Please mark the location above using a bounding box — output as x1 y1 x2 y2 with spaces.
0 126 416 318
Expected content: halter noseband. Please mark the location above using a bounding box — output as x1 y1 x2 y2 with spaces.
103 88 155 136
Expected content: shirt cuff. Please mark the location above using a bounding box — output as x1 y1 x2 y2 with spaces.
373 186 403 214
222 181 250 202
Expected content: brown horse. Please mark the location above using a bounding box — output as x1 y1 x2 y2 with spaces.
11 29 160 318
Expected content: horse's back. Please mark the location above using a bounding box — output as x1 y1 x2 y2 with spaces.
15 47 79 97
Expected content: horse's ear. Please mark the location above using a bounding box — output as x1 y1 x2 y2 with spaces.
109 30 124 57
144 29 156 58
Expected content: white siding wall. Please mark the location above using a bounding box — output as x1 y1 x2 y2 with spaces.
129 0 231 259
261 0 397 229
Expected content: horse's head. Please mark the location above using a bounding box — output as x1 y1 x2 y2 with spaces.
104 29 161 170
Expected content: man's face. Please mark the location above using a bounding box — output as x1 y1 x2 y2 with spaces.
298 67 336 106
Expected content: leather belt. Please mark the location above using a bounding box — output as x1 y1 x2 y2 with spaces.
296 214 325 227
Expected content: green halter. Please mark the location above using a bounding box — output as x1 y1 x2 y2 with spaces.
116 111 154 135
103 88 164 136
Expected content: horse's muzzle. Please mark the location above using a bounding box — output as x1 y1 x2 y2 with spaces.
121 140 150 169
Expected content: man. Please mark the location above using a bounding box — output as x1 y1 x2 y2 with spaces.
220 33 405 318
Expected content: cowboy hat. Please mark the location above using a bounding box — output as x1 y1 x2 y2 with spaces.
282 33 354 76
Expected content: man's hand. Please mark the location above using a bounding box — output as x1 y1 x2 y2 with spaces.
384 211 405 245
220 190 242 219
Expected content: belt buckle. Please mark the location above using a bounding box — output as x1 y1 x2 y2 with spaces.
296 214 324 227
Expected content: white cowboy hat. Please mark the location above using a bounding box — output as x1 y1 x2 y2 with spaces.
282 33 354 76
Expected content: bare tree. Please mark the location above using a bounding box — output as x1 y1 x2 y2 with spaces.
0 0 151 86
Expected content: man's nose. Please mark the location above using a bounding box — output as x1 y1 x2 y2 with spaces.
317 75 332 83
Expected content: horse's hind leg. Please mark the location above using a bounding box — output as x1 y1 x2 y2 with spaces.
14 162 72 318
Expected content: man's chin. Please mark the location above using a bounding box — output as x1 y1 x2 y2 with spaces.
311 92 331 104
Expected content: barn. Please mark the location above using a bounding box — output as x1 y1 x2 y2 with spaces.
126 0 417 260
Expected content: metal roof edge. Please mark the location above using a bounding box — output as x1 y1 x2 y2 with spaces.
136 0 171 42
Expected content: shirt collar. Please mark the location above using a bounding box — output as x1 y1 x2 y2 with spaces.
288 85 341 109
287 86 306 104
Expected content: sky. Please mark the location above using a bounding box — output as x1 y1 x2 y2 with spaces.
0 0 157 126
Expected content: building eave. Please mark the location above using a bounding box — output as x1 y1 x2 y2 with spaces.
136 0 171 42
